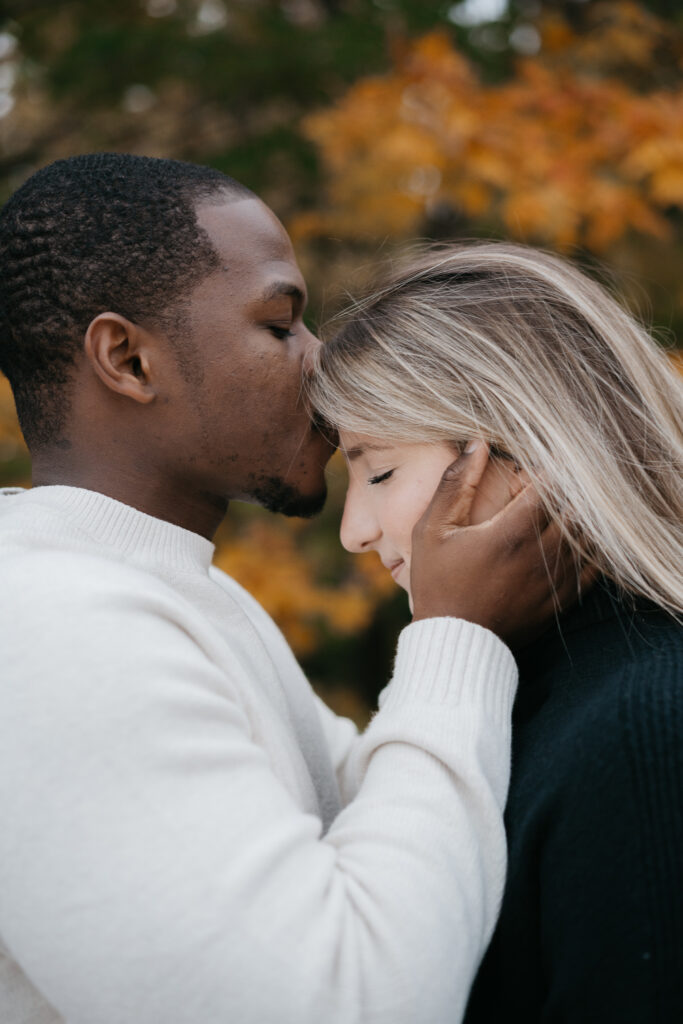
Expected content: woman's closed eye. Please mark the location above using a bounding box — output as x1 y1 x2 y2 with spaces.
368 469 394 485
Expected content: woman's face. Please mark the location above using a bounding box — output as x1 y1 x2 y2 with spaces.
339 432 522 599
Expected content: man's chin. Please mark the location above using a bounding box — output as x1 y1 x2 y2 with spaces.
249 476 327 519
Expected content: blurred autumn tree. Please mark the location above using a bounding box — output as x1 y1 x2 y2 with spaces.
0 0 681 719
296 2 683 319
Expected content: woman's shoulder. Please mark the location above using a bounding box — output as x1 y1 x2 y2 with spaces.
514 590 683 784
520 580 682 691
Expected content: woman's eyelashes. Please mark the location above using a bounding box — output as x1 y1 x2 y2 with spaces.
368 469 394 485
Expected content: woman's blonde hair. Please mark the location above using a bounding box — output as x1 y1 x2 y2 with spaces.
308 242 683 617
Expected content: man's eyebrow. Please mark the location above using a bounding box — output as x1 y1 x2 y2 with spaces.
342 444 390 462
260 281 306 307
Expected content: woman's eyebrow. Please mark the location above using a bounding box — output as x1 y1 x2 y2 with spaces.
342 444 390 462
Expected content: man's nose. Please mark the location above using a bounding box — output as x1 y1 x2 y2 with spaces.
339 487 381 554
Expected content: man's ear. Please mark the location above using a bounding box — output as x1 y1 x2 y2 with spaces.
84 312 157 405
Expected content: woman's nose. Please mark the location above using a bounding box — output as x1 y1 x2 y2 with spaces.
339 485 381 554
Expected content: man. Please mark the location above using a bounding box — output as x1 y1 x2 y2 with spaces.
0 154 574 1023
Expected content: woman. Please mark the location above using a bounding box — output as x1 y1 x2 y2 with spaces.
308 242 683 1022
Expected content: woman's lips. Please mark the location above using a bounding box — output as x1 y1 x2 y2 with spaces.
387 559 405 581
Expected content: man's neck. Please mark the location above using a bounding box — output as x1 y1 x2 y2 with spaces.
30 455 228 541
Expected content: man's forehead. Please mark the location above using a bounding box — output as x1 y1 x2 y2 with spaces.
195 197 294 264
195 198 306 302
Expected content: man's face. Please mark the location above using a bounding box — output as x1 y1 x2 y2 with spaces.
168 197 333 516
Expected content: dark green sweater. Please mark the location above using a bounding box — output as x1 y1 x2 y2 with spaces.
465 581 683 1024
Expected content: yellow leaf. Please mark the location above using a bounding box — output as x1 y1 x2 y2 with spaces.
650 165 683 206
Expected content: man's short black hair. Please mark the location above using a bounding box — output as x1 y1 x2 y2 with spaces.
0 153 254 449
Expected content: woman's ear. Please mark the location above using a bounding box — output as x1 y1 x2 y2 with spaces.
84 312 157 405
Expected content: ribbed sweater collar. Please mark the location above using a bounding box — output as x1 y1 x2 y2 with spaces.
2 485 215 574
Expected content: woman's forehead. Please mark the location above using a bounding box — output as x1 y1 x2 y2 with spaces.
338 431 392 459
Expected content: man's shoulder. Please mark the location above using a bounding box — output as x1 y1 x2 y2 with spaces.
1 564 182 670
0 487 100 567
0 528 177 617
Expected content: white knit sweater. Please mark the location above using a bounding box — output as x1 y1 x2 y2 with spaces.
0 486 517 1024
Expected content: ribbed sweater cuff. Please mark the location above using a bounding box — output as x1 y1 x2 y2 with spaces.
381 618 518 723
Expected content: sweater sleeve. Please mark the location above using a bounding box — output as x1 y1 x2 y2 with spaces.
0 550 517 1024
313 694 361 805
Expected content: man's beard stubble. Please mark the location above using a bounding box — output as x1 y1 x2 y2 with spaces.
249 474 327 519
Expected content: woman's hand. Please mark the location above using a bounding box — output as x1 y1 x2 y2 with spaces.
410 442 595 648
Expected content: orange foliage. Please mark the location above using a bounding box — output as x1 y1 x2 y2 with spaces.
294 2 683 253
547 2 678 73
213 517 397 656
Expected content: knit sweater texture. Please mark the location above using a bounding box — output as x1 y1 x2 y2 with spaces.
465 580 683 1024
0 485 517 1024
